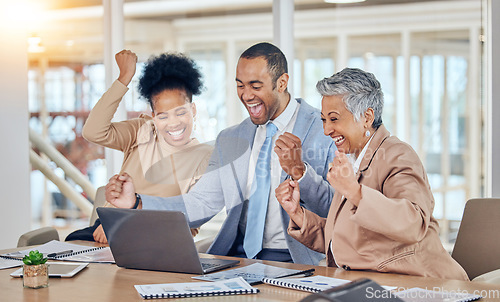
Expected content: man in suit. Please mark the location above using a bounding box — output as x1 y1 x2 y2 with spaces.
105 42 336 265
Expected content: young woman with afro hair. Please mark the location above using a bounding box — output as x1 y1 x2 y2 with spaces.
71 50 213 243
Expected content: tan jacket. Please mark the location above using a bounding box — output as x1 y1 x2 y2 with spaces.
83 80 213 236
288 125 468 280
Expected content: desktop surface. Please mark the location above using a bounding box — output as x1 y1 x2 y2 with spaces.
1 241 499 302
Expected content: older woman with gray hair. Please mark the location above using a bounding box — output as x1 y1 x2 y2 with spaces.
275 68 468 280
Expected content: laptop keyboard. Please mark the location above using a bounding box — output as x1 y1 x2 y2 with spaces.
199 258 239 273
201 262 220 270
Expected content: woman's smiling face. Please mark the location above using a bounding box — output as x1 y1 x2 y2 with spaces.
152 89 195 147
321 95 370 157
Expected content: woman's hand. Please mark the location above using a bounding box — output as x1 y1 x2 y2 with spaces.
93 225 108 244
116 50 138 86
327 150 362 206
275 179 304 227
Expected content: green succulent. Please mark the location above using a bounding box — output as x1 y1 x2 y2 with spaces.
22 250 48 265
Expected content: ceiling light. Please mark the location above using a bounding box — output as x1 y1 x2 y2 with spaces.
28 35 45 53
324 0 366 3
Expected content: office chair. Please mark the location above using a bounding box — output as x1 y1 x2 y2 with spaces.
17 186 105 247
451 198 500 283
89 186 107 226
17 226 60 247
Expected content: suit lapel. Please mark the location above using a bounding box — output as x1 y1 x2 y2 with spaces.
358 125 390 175
233 119 257 198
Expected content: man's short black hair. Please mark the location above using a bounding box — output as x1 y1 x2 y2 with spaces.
240 42 288 89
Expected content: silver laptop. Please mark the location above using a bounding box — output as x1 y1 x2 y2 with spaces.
97 207 239 274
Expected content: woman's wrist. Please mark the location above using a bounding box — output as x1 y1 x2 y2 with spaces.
347 184 362 207
290 206 305 228
117 73 134 86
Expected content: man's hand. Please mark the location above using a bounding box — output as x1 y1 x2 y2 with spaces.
93 225 108 244
105 172 137 208
274 132 305 180
275 179 304 227
115 50 138 86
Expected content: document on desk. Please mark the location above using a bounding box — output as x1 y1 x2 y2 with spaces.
192 262 313 285
262 275 397 293
0 256 23 270
1 240 115 264
135 277 259 299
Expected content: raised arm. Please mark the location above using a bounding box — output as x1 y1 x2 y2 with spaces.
82 50 141 151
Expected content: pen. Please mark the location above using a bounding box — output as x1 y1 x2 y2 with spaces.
47 250 73 258
276 268 315 279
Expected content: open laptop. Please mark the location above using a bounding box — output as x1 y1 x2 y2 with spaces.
97 207 239 274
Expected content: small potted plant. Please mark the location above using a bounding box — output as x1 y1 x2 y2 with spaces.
22 250 49 289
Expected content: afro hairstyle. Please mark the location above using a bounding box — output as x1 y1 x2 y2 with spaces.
138 53 203 110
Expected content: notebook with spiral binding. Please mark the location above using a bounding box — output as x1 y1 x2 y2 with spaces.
262 275 397 293
134 277 259 299
0 255 24 270
1 240 115 263
262 275 351 293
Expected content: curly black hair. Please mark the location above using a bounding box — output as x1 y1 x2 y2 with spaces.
138 53 203 110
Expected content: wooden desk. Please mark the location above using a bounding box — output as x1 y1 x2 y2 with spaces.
2 243 499 301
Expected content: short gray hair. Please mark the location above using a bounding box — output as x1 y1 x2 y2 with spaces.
316 68 383 129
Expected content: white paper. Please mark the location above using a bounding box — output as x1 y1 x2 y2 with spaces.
1 240 115 263
2 240 94 258
135 277 258 298
58 247 115 263
0 257 22 270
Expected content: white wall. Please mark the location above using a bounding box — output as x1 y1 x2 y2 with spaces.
0 12 32 249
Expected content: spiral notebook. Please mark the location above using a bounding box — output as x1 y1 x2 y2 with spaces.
134 277 259 299
262 275 397 293
0 256 24 270
262 275 351 293
1 240 115 263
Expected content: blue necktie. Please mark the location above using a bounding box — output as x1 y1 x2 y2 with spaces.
244 122 278 259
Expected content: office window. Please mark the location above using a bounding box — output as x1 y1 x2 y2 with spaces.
186 47 227 142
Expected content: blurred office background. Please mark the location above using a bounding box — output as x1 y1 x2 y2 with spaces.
1 0 497 250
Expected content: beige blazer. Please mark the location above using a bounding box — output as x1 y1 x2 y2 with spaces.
288 125 469 280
